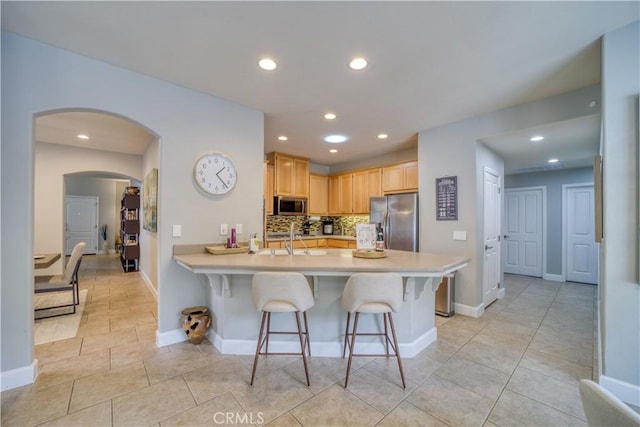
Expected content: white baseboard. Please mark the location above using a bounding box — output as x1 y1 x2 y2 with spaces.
543 273 564 282
156 328 187 348
1 359 38 391
454 302 485 318
498 288 506 299
205 327 437 359
139 269 158 300
599 375 640 407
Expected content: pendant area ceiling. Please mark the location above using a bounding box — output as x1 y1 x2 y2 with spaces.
2 1 638 171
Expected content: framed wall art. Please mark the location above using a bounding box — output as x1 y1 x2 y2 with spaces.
143 168 158 232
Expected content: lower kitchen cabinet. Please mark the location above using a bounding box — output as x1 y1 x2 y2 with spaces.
326 238 357 249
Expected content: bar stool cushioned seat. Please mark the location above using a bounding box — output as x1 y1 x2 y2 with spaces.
341 272 406 389
251 271 314 386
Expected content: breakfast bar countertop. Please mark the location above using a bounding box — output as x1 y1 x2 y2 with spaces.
173 246 469 278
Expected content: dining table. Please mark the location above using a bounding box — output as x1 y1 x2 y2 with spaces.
34 253 61 269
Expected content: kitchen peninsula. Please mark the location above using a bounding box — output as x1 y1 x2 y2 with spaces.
174 246 468 357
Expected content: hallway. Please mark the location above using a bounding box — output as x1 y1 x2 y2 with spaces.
2 255 596 426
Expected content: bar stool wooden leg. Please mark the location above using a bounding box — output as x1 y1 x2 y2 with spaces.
250 311 268 386
265 312 271 356
344 312 360 388
303 311 311 357
384 313 390 356
295 311 311 386
342 312 351 358
387 312 406 389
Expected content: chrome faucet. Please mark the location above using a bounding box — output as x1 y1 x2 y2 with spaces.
296 235 310 255
285 221 295 255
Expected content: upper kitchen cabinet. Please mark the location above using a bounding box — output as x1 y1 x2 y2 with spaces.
266 152 309 198
329 173 353 215
309 174 329 215
382 161 418 194
352 168 382 213
264 162 274 215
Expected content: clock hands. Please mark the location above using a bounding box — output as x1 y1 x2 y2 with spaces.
216 167 228 189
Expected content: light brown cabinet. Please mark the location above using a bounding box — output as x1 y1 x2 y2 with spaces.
309 174 329 215
265 238 328 249
264 163 274 215
327 238 357 249
382 161 418 194
352 168 382 213
266 152 309 198
329 173 353 215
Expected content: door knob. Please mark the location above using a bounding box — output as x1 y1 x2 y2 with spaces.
485 245 494 250
503 235 509 239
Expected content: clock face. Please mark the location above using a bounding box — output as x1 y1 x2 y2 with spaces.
194 153 237 195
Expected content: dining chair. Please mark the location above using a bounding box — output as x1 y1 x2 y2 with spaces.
34 242 86 319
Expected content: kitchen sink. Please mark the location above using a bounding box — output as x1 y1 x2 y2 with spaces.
258 249 327 256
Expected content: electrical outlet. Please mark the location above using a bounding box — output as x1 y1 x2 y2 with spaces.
172 224 182 237
220 224 228 235
235 224 242 234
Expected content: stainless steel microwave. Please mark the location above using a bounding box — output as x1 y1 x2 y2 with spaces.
273 196 307 215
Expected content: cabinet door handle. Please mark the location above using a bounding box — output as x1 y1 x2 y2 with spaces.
485 245 494 250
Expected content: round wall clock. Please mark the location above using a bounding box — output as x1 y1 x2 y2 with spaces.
194 153 237 195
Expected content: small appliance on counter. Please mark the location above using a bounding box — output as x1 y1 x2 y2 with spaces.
322 220 334 235
302 220 311 235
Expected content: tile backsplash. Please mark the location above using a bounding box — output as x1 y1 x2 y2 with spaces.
266 215 370 236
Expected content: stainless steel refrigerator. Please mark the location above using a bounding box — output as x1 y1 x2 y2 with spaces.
370 193 418 252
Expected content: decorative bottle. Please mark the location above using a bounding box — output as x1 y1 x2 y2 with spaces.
376 223 385 252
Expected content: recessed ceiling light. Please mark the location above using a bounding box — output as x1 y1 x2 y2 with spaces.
377 133 388 139
277 135 288 141
349 57 368 70
548 158 559 163
329 149 338 153
258 58 277 71
324 113 337 120
323 134 348 144
530 136 544 142
77 134 89 140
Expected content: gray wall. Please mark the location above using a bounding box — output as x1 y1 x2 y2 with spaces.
600 21 639 395
505 167 593 276
1 32 263 383
419 85 601 311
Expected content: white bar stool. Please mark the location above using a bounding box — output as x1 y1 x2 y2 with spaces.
341 272 406 389
250 271 314 386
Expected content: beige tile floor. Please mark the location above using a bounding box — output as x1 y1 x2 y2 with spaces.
2 254 599 426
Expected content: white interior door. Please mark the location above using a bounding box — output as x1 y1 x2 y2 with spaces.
483 168 501 306
504 188 543 277
65 196 98 255
566 185 598 284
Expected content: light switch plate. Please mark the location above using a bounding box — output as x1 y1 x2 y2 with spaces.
453 230 467 241
172 224 182 237
220 224 228 235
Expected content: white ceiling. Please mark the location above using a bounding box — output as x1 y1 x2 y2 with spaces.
2 1 637 171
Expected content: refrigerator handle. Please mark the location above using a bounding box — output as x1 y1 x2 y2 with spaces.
384 211 390 250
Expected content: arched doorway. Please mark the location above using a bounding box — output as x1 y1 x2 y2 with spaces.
33 109 160 342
